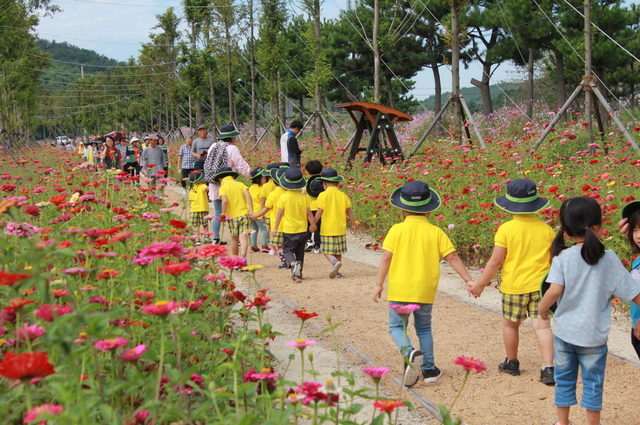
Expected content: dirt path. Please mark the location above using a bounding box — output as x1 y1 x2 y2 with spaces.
164 183 640 425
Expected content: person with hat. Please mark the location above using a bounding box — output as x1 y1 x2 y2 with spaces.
252 167 288 265
313 168 356 278
272 167 317 281
468 178 556 385
303 160 324 253
123 137 141 179
257 163 279 254
617 201 640 360
280 120 304 167
248 166 269 253
191 125 214 171
187 171 210 245
215 167 253 257
205 124 251 245
373 180 473 388
158 136 169 174
139 134 167 188
178 136 196 194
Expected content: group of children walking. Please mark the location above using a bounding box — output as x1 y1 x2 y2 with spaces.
375 177 640 425
186 159 356 281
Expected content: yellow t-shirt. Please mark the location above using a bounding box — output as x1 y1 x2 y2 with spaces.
259 179 276 206
308 194 318 211
265 186 286 231
383 215 455 304
188 183 209 213
315 186 351 236
494 214 555 295
276 190 310 234
248 183 263 214
218 176 249 219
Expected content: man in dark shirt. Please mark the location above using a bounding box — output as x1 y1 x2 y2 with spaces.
191 125 214 170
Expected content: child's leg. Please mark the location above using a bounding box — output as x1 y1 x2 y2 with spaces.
531 318 554 366
281 234 296 265
250 221 259 248
293 233 306 267
554 336 579 423
230 235 240 256
256 219 268 247
388 303 413 356
576 343 607 425
412 303 435 371
632 328 640 360
503 318 521 360
239 233 249 257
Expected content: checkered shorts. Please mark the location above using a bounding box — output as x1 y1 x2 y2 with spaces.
227 215 251 236
320 235 347 255
190 211 208 227
264 217 271 228
270 232 283 247
502 291 542 322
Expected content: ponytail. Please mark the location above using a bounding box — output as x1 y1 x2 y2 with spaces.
581 226 605 266
551 229 568 257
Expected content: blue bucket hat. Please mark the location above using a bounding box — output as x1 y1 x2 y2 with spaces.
494 179 548 214
390 180 441 213
280 167 306 190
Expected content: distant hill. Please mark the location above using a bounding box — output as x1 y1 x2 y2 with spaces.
420 83 524 114
36 40 121 90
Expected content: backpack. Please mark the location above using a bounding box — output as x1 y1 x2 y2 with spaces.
204 141 229 184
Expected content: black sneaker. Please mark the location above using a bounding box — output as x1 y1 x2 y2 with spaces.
291 261 302 281
212 239 228 245
278 263 290 269
402 349 423 387
422 367 443 383
540 366 555 386
498 358 521 376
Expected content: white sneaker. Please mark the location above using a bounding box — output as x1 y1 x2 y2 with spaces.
313 247 321 254
329 261 342 278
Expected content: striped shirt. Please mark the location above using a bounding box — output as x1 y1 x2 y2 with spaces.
179 144 196 169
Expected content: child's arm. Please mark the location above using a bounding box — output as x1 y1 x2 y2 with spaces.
307 208 317 233
244 189 254 214
346 207 356 234
220 195 228 220
252 206 270 220
444 252 473 285
539 283 563 320
373 251 393 303
468 246 506 297
314 208 323 221
272 208 284 237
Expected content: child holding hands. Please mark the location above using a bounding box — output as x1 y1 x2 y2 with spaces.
214 167 253 257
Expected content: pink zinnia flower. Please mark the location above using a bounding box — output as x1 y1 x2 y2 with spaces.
141 301 178 316
389 303 420 316
363 366 389 381
23 403 64 424
61 267 86 275
158 261 192 275
194 244 228 259
218 255 248 270
16 324 46 341
250 368 280 380
453 356 486 373
138 241 186 260
34 304 73 323
132 256 154 266
296 381 337 405
94 337 128 352
129 410 151 424
286 339 316 349
117 344 147 362
52 290 69 298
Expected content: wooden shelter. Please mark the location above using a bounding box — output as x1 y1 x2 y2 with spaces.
335 102 412 165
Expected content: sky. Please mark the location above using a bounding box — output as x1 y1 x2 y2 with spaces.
36 0 514 100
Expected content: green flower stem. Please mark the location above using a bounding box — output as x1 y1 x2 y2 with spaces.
154 317 167 402
449 370 470 412
299 347 305 383
24 382 33 410
297 320 304 339
256 307 265 368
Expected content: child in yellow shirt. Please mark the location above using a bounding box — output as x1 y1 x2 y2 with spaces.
214 167 253 258
187 171 209 246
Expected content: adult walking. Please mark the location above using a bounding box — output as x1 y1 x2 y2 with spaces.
280 120 303 167
191 125 214 171
178 136 196 194
100 135 122 170
139 134 167 188
206 124 251 244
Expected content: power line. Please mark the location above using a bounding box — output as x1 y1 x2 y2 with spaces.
26 52 177 68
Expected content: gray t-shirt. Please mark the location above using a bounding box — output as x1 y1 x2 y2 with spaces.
139 145 167 176
547 246 640 347
191 137 214 162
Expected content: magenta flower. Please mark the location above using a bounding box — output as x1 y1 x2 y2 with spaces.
23 403 64 423
218 255 248 270
251 368 280 380
454 356 486 373
363 366 390 382
286 339 316 350
138 241 186 260
117 344 147 362
34 304 74 323
389 303 421 316
16 324 46 341
132 256 154 266
94 337 129 352
61 267 87 275
141 301 178 316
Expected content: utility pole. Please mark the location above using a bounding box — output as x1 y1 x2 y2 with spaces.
584 0 594 151
451 1 461 132
373 0 380 103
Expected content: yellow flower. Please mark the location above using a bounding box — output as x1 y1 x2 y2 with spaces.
524 169 531 175
70 192 81 202
607 181 616 186
24 265 33 270
242 264 264 272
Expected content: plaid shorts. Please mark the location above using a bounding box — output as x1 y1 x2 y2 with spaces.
320 235 347 255
502 291 542 322
227 215 251 236
190 211 208 227
264 217 271 228
270 232 283 247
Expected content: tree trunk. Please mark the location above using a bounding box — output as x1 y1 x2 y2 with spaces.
431 58 442 115
249 0 257 144
385 75 396 109
527 48 534 117
191 22 202 126
225 25 235 125
451 3 462 133
470 62 493 116
299 96 304 121
207 61 217 129
373 0 381 103
314 0 322 138
555 50 566 107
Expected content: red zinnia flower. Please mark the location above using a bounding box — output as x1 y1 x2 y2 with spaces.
3 298 35 311
373 399 405 413
169 219 186 229
96 270 120 279
453 356 486 373
158 261 192 275
292 309 318 321
194 244 228 259
0 271 31 287
0 351 55 380
49 194 66 206
25 205 40 217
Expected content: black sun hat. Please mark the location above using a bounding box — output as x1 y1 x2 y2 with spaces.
318 168 343 182
271 168 288 185
250 166 264 178
213 167 239 182
187 171 205 184
390 180 441 213
494 179 549 214
217 124 240 140
280 167 307 190
306 174 325 199
622 201 640 220
262 162 279 177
